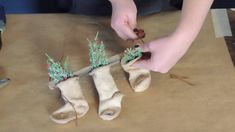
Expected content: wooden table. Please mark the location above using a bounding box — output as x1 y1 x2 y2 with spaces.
0 12 235 132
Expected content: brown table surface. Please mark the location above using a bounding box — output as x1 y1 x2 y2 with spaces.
0 11 235 132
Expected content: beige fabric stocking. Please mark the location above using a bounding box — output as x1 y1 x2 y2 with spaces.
89 65 124 120
121 57 151 92
50 77 89 124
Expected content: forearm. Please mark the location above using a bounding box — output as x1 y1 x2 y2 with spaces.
173 0 214 44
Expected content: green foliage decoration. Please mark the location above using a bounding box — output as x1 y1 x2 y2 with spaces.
88 32 108 70
46 53 74 84
122 47 142 64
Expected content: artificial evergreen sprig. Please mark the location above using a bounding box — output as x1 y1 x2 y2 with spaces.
88 32 108 70
46 53 74 84
122 47 142 64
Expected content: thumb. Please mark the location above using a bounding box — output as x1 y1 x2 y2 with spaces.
127 15 137 30
132 59 153 70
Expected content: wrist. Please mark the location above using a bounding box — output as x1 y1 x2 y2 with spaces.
171 29 196 45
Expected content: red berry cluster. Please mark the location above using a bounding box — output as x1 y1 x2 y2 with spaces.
133 28 145 39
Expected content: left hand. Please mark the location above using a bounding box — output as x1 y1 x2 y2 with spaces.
132 34 192 73
109 0 138 40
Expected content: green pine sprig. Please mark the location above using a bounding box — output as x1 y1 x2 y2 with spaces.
122 47 142 64
88 32 108 70
46 53 74 84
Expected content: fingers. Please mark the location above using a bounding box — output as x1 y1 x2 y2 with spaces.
132 59 153 70
114 29 129 40
121 24 137 39
111 12 137 40
112 23 137 40
139 43 151 52
132 58 169 73
127 13 137 29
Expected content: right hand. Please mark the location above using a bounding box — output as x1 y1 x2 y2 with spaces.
133 34 192 73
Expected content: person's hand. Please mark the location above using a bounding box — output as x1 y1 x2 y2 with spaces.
130 0 213 73
133 34 192 73
109 0 138 40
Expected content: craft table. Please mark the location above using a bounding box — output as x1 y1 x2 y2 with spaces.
0 11 235 132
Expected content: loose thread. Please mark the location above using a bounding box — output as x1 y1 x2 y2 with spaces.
61 94 78 127
169 73 195 86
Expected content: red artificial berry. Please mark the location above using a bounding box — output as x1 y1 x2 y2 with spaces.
133 28 146 39
137 29 145 38
133 28 139 33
